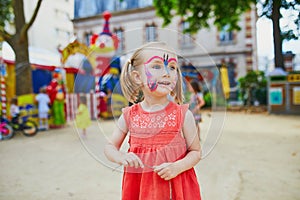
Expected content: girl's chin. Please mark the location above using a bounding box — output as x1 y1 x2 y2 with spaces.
153 86 173 94
162 86 174 92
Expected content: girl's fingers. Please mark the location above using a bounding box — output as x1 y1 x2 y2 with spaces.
129 156 139 168
133 154 144 168
154 163 176 180
158 169 171 180
157 168 169 177
126 153 144 168
134 155 144 168
129 154 139 168
153 166 162 173
121 160 129 166
154 163 170 172
161 173 170 180
126 157 134 167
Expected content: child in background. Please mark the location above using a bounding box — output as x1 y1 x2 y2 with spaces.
104 42 202 200
188 80 205 139
35 86 50 130
75 96 91 137
10 97 20 124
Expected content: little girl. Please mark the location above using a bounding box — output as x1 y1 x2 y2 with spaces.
75 96 91 137
104 42 202 199
10 97 20 124
188 80 205 139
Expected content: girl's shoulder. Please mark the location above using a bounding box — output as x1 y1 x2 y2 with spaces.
181 103 189 111
180 103 190 117
122 103 138 114
121 104 138 128
196 92 203 97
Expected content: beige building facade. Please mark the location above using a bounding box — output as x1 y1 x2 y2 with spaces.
73 5 258 99
25 0 74 53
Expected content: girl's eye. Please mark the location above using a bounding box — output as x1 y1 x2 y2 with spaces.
152 65 162 69
169 65 176 71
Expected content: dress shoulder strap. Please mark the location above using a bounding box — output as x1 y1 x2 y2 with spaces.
179 104 189 129
121 104 139 128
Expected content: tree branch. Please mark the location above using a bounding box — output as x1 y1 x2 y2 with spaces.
21 0 43 37
0 30 13 42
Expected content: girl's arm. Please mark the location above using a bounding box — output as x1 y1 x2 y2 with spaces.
154 110 201 180
196 94 205 109
104 114 144 168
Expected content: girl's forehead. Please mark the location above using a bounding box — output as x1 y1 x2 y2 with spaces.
142 49 177 60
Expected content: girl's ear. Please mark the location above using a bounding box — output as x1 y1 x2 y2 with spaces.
131 70 142 85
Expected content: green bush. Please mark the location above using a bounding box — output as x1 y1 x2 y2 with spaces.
204 92 212 107
238 70 267 106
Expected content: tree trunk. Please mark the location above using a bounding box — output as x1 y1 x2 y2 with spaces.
272 0 285 70
12 0 33 95
11 35 32 95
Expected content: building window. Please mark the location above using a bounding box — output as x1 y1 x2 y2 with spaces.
139 0 153 7
74 0 154 18
55 9 70 20
179 20 193 48
145 22 157 42
114 27 125 54
77 0 97 18
218 25 235 45
84 32 93 46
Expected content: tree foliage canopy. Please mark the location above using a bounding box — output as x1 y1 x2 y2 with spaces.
0 0 13 40
153 0 256 33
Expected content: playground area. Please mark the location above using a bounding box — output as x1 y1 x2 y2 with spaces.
0 111 299 200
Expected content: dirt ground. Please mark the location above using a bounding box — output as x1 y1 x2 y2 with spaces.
0 111 300 200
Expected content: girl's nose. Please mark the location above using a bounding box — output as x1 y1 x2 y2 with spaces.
163 65 170 76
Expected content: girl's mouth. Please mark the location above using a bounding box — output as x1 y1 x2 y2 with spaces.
157 81 170 85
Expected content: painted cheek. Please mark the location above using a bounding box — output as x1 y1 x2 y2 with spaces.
170 74 178 91
145 66 158 91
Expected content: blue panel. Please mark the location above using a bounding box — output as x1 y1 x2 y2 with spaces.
32 69 52 94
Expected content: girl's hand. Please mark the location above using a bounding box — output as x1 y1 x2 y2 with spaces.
192 108 198 114
154 163 180 181
119 152 144 168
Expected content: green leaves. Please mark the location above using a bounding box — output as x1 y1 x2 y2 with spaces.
238 71 267 89
238 70 267 105
258 0 300 41
0 0 13 32
153 0 255 33
153 0 176 26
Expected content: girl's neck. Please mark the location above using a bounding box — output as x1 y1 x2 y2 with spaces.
140 96 170 112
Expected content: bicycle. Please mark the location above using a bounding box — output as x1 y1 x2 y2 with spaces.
0 117 14 140
8 114 39 137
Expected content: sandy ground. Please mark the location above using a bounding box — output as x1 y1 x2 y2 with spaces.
0 111 300 200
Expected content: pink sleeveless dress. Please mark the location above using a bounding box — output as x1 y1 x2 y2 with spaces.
122 101 201 200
